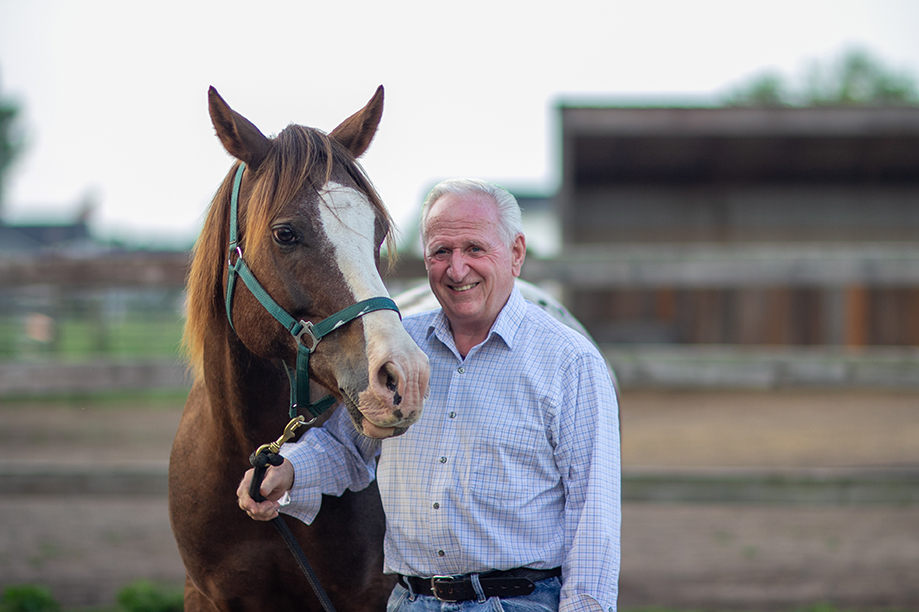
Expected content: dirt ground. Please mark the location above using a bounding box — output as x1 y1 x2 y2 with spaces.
1 389 918 611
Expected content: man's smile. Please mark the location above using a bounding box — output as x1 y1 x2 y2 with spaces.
450 282 479 292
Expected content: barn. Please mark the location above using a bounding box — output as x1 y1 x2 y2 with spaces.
543 104 919 348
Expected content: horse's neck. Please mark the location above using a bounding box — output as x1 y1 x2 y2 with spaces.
201 333 292 454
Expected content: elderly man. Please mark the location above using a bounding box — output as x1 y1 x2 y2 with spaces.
238 178 621 612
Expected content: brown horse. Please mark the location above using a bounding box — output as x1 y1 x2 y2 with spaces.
169 86 429 611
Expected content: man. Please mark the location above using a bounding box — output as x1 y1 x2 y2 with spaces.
238 178 621 612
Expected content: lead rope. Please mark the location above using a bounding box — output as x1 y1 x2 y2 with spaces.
249 443 337 612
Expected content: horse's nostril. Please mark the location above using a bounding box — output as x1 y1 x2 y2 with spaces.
379 364 402 405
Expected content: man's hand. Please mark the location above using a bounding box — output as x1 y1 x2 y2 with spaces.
237 458 295 521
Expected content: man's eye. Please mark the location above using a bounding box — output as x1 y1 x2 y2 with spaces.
273 226 298 244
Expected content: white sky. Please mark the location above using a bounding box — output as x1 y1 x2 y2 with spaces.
1 0 917 251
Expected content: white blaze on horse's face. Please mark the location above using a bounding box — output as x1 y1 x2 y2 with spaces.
317 183 428 431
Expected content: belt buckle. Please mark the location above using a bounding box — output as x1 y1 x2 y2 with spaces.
430 575 460 602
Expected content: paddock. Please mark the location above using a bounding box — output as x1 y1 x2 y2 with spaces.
2 389 917 611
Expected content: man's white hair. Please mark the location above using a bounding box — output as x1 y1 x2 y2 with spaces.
420 178 524 248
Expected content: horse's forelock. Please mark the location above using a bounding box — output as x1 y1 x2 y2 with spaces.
246 126 393 253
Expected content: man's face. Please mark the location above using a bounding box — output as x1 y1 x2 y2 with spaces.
423 192 525 335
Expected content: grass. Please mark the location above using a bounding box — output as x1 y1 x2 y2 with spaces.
1 582 183 612
0 308 190 401
54 317 183 358
0 315 184 361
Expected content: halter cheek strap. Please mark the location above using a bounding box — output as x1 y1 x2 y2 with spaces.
225 162 400 419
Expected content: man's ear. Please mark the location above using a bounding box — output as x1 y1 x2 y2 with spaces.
511 234 526 278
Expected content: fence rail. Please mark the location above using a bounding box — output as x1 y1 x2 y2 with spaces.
521 243 919 288
0 252 190 287
3 244 919 289
3 345 919 398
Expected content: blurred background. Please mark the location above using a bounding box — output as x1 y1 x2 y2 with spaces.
1 1 918 611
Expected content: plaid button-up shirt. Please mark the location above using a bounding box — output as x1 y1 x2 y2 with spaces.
283 288 621 612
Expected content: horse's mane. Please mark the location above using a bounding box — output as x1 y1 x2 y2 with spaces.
183 125 396 381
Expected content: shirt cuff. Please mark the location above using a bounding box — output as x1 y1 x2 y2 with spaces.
278 444 323 525
560 594 613 612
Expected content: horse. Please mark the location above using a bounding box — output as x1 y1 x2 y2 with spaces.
168 86 429 612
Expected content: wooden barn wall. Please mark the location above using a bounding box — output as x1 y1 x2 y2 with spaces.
570 287 919 347
565 185 919 244
559 168 919 346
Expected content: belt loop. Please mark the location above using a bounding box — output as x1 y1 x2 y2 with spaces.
405 578 416 602
470 573 486 603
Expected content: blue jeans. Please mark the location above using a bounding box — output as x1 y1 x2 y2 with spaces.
386 576 561 612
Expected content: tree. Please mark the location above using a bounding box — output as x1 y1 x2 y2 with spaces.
725 48 919 107
0 74 25 219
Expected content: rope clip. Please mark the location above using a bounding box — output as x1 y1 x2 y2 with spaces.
254 415 312 458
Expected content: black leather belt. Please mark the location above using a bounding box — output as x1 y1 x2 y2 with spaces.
398 567 561 602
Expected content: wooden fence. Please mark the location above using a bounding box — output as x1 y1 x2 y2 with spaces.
2 247 918 395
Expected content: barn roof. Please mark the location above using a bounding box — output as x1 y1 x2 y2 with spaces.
560 105 919 184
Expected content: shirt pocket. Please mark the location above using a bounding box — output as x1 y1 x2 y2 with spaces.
467 419 556 506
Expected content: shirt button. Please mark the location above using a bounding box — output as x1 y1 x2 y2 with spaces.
437 550 445 557
432 502 440 509
448 411 456 419
439 456 447 463
457 366 465 373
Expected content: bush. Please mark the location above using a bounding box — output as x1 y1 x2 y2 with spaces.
0 585 60 612
116 580 183 612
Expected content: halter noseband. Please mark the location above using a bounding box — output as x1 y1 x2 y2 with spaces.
225 162 400 420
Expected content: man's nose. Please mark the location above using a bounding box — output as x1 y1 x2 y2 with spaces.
446 251 468 279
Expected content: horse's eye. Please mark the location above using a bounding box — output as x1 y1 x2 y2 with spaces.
272 226 298 245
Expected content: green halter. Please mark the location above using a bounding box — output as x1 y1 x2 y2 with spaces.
224 163 399 420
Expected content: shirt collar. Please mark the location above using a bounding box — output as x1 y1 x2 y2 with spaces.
425 286 526 352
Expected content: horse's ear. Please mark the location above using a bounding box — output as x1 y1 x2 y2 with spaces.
208 86 272 170
329 85 384 159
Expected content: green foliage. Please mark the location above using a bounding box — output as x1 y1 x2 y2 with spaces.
729 71 787 107
0 585 60 612
725 47 919 107
116 580 183 612
0 73 26 212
